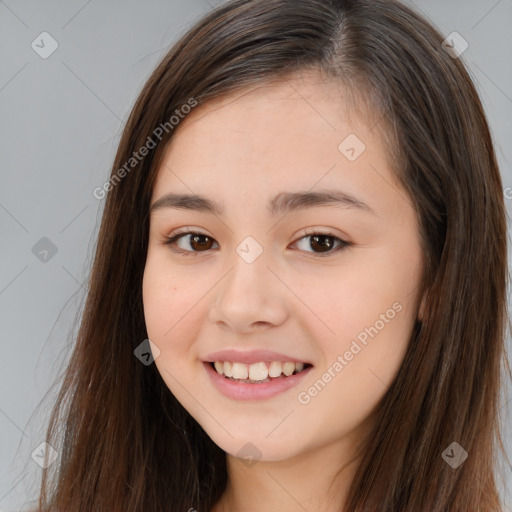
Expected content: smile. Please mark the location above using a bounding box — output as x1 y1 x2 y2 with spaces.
212 360 311 382
203 361 314 400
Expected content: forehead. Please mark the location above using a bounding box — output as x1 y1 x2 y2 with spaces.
171 72 368 147
150 72 404 220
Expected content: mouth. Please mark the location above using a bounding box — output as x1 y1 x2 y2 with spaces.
202 359 314 400
206 360 314 384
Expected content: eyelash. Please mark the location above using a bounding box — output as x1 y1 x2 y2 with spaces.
162 228 351 258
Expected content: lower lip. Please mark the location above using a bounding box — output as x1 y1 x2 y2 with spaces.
202 361 313 400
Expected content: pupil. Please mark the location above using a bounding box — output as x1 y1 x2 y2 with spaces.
191 234 212 250
311 235 333 252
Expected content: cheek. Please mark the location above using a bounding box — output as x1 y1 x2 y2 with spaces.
142 272 174 340
330 243 421 333
143 265 185 361
142 263 205 365
300 247 420 405
297 301 413 441
142 267 201 401
299 262 413 348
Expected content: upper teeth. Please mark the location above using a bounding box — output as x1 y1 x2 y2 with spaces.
213 361 305 380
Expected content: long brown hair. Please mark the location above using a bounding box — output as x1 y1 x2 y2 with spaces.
31 0 510 510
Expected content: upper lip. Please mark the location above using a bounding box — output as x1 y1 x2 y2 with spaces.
203 349 312 365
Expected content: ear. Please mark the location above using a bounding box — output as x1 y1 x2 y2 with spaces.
417 291 427 323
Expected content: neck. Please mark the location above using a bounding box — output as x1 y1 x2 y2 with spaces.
211 434 362 512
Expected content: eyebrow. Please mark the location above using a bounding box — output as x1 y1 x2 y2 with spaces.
149 189 376 217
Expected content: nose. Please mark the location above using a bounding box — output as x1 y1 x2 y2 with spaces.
208 247 288 333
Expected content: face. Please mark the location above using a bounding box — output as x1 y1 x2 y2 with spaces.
142 72 424 463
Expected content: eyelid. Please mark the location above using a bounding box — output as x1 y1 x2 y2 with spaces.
167 225 207 237
162 226 351 257
165 226 349 241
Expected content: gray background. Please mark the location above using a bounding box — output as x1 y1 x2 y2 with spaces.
1 0 511 510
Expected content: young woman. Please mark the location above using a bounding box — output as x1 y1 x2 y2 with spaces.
33 0 510 510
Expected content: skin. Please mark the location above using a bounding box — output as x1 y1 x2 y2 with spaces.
142 70 425 512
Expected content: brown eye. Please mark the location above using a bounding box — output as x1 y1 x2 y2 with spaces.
164 230 350 257
186 233 215 251
293 232 350 256
307 234 336 253
167 233 217 253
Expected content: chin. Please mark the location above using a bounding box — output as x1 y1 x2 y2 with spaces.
207 429 303 463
